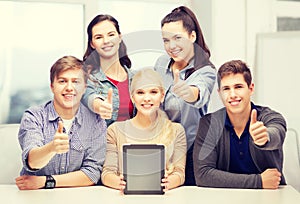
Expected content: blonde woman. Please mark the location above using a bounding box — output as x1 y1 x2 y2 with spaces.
101 68 186 192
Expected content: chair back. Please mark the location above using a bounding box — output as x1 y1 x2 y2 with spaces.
0 124 22 184
283 128 300 192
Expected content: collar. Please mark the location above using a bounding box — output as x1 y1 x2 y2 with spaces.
166 58 195 76
48 101 82 126
225 102 258 130
48 101 60 122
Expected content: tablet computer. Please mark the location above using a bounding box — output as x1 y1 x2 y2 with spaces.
123 144 165 195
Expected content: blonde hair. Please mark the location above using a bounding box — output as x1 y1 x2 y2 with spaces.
130 68 163 95
130 68 175 145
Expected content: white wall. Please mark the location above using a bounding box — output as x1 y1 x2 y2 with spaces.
190 0 249 112
1 0 299 115
255 31 300 135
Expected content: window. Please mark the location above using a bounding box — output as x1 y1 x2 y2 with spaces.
277 17 300 31
0 1 84 124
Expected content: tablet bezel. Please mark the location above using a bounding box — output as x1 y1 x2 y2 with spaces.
123 144 165 195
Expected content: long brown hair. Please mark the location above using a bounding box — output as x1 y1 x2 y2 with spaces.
161 6 214 76
83 14 131 74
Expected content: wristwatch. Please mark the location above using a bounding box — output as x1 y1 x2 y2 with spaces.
45 175 56 189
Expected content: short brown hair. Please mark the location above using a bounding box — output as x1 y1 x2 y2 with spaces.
50 56 86 84
217 60 252 88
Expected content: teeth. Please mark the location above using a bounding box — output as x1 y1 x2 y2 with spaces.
142 104 152 108
230 101 240 106
102 46 113 51
171 50 180 55
64 94 74 99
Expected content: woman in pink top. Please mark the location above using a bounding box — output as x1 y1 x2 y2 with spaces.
81 14 134 127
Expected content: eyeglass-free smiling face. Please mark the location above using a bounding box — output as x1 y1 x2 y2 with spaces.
218 73 254 118
90 20 122 60
162 20 196 66
51 68 86 115
131 86 164 118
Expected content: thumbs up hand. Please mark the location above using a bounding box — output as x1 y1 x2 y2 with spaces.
249 109 269 146
98 88 113 119
172 69 198 103
52 120 69 154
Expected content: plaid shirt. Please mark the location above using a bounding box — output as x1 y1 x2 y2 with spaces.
18 101 106 184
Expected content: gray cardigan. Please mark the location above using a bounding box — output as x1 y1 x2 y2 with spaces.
193 104 287 188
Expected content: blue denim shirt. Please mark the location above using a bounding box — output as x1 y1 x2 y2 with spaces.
18 101 107 184
81 66 134 127
154 54 216 150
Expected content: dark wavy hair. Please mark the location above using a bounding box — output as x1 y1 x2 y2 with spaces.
83 14 131 74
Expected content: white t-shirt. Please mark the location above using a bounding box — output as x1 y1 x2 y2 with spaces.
61 117 74 134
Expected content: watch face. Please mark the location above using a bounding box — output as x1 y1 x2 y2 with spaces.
45 176 56 189
46 181 55 188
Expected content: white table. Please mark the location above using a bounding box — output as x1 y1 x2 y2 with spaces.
1 185 300 204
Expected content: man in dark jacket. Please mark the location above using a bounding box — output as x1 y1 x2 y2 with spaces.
193 60 286 189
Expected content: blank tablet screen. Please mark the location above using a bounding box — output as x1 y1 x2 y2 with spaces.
123 144 165 194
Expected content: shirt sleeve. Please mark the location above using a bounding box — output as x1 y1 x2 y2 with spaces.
186 65 216 108
193 114 262 188
257 107 287 150
80 117 107 184
101 124 120 181
169 123 187 185
18 109 47 173
81 78 99 112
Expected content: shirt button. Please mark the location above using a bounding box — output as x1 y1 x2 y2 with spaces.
61 167 65 170
240 152 243 156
